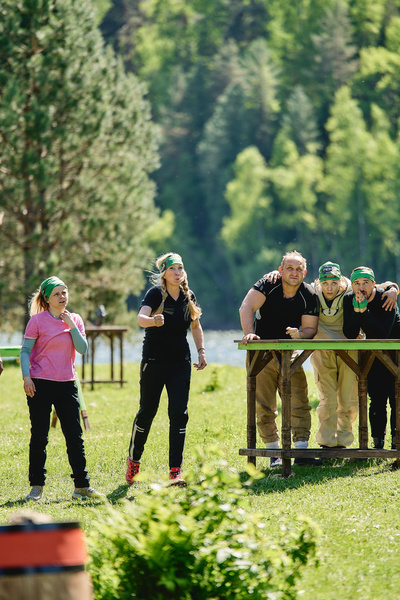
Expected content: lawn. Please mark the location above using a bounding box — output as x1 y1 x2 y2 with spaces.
0 360 399 599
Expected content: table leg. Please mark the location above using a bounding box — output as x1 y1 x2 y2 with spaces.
281 350 292 477
120 334 124 386
110 335 114 381
247 374 257 466
396 351 400 468
358 376 369 449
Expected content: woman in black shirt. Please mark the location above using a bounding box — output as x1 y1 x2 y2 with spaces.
125 253 207 486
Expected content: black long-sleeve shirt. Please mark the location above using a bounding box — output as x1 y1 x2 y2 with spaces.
343 287 400 339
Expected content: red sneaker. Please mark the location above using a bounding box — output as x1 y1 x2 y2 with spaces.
169 466 187 487
126 457 140 484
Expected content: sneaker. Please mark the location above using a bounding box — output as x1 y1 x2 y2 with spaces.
126 457 140 484
25 486 43 502
169 467 187 487
270 457 282 468
72 487 106 500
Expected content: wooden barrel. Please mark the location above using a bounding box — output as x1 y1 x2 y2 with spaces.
0 520 92 600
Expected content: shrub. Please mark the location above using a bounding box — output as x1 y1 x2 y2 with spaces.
88 449 319 600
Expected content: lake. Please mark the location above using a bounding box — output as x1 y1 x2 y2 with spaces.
0 329 246 367
0 329 312 370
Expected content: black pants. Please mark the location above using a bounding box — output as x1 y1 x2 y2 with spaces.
368 359 396 441
128 357 191 468
27 379 89 487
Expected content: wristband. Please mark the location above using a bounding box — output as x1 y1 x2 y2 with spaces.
359 298 368 309
197 347 205 353
352 297 359 309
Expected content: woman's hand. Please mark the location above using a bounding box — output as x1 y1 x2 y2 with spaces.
194 349 207 370
23 376 36 398
153 314 164 327
59 310 75 330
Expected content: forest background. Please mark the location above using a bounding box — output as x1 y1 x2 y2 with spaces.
1 0 400 330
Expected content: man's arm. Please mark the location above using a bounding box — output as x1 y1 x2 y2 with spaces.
239 288 265 345
286 314 319 339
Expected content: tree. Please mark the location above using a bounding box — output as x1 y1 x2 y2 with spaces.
0 0 161 329
320 86 371 267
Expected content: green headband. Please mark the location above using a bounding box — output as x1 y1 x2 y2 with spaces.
40 276 67 301
319 261 341 282
159 254 183 273
350 267 375 283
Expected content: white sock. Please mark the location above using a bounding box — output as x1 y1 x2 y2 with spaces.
265 441 280 449
294 441 308 449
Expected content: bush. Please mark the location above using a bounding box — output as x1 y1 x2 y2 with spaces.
88 449 319 600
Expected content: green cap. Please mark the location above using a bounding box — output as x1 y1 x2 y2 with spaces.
40 276 67 301
318 261 341 282
350 266 375 283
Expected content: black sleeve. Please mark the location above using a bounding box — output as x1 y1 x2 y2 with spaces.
305 291 319 316
141 287 162 312
252 276 269 296
359 299 396 338
343 294 362 338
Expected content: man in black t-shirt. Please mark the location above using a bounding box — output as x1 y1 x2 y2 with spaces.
343 265 400 449
239 251 319 466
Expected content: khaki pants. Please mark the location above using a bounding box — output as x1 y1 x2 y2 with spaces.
255 355 311 444
311 350 358 447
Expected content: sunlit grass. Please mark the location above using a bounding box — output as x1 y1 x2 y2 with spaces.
0 361 399 599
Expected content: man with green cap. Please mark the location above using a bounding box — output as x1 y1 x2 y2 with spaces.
343 266 400 449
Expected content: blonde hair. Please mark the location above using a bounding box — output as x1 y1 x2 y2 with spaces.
150 252 202 320
28 287 49 317
281 250 307 269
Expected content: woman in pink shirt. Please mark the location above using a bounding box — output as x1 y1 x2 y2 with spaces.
21 276 104 502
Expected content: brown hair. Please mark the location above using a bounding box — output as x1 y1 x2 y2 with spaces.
280 250 307 269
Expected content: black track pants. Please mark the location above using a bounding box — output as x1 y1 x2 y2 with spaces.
128 357 191 468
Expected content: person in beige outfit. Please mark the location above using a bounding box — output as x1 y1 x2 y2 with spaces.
311 262 398 448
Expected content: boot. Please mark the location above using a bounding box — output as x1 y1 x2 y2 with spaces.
373 437 384 449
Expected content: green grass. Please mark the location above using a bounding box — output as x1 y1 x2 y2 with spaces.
1 361 399 599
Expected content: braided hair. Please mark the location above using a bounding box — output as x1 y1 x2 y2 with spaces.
150 252 202 320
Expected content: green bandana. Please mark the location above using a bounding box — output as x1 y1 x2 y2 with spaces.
159 254 183 273
319 261 341 282
40 276 67 301
350 266 375 283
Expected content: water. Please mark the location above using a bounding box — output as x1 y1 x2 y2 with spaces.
0 329 312 370
0 329 247 367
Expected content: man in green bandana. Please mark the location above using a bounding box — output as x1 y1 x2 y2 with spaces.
343 266 400 449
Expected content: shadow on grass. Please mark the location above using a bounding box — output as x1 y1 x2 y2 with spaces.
239 458 398 495
108 483 138 504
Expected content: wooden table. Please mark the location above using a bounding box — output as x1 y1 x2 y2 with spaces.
237 339 400 477
81 324 128 389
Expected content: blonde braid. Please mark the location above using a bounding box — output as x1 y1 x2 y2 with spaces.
152 277 168 315
181 275 202 320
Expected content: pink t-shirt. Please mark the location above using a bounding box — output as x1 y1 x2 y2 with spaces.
24 311 86 381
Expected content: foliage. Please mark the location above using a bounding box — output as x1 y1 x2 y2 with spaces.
0 0 161 329
88 449 319 600
1 361 400 599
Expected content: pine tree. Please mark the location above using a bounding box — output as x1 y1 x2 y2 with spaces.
0 0 160 328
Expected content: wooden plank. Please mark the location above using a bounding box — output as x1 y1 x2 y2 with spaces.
236 339 400 351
